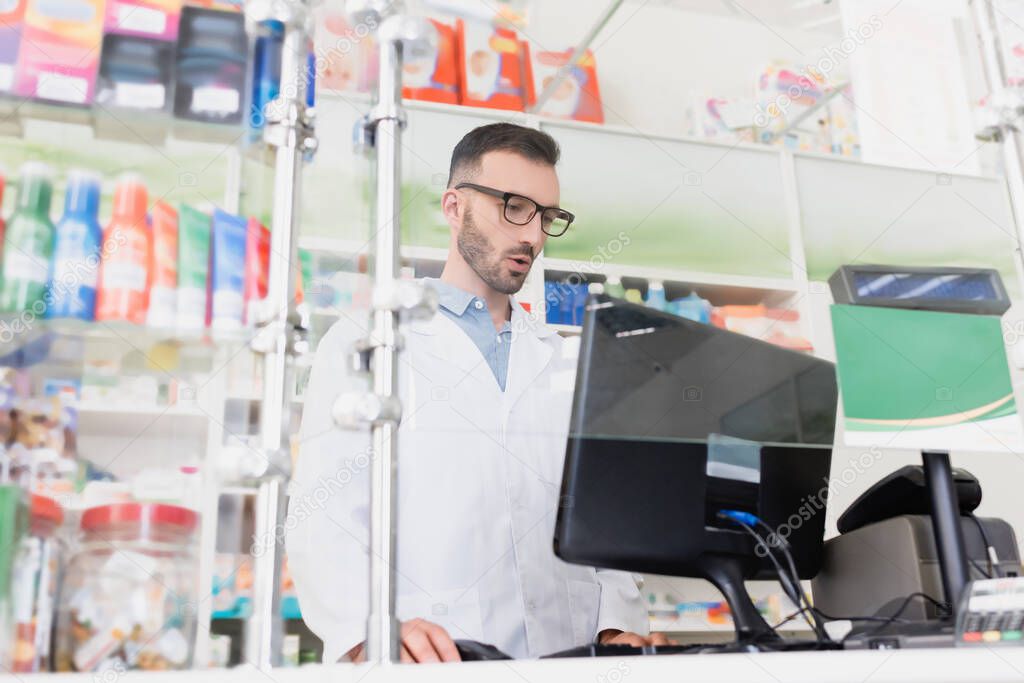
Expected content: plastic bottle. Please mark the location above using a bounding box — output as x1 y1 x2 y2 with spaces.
646 280 667 311
0 169 6 265
48 170 102 320
0 163 55 314
604 275 625 299
96 175 151 324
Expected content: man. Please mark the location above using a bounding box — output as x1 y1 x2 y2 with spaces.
287 123 666 663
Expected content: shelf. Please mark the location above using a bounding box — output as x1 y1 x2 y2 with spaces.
299 236 449 263
649 617 812 633
547 323 582 336
4 96 248 147
77 401 210 437
543 261 800 309
0 316 254 358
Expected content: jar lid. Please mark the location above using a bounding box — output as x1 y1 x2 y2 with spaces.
81 503 198 533
31 494 63 527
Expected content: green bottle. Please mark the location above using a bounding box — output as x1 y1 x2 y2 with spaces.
0 163 55 314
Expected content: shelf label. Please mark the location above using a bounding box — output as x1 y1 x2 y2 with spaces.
37 71 87 104
191 86 239 115
115 81 165 109
116 4 167 34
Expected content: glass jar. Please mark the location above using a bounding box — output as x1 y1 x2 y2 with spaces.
10 494 63 672
0 485 27 672
55 503 199 672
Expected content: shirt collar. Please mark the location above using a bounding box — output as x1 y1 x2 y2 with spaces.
423 277 477 317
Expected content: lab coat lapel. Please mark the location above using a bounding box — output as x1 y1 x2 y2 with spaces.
505 302 555 411
407 310 497 386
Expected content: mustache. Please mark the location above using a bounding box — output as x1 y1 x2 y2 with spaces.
505 246 535 260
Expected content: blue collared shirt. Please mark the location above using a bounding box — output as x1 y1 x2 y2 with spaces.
425 278 512 391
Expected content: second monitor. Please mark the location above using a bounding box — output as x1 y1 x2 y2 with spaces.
554 295 839 644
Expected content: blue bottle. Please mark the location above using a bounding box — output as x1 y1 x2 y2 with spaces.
47 170 102 320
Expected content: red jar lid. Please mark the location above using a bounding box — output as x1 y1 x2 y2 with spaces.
81 503 198 533
31 494 63 526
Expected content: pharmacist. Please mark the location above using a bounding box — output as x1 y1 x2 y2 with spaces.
287 123 659 663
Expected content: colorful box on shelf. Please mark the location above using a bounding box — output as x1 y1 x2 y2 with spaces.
15 0 105 105
173 5 247 125
456 18 530 111
711 304 812 352
95 34 175 113
0 0 26 94
403 17 459 105
103 0 181 41
528 48 604 124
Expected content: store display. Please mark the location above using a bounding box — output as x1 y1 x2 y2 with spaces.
55 503 199 672
312 2 376 94
104 0 181 41
176 203 210 331
456 19 529 110
210 209 246 331
402 17 459 105
243 217 269 325
528 48 603 123
146 201 178 328
0 162 54 315
15 0 104 105
173 6 247 125
9 494 62 672
0 0 24 94
47 170 102 321
95 175 151 325
0 485 26 673
645 280 666 311
96 35 176 113
711 304 811 352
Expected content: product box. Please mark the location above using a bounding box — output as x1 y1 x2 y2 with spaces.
15 0 104 105
313 1 376 94
528 48 603 123
456 19 529 111
104 0 180 41
96 34 175 112
173 6 247 125
402 17 458 104
0 0 26 94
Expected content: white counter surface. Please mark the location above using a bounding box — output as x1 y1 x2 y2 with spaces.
8 648 1024 683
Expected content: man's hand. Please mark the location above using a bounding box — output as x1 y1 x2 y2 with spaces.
597 629 677 647
345 618 462 664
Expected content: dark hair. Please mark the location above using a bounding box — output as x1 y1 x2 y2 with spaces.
447 123 560 188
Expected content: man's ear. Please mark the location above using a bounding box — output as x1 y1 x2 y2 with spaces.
441 188 461 232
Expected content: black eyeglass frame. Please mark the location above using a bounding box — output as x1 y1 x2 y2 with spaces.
454 182 575 237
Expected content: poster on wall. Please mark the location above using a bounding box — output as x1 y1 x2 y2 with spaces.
831 304 1024 453
839 0 978 172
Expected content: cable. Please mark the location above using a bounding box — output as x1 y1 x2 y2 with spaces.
749 516 828 640
716 511 828 644
838 592 950 647
967 513 1001 578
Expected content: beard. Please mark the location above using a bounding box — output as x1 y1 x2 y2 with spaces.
456 206 534 295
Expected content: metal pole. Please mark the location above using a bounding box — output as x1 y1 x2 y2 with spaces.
243 2 316 668
366 32 403 665
529 0 625 114
972 0 1024 294
922 451 971 611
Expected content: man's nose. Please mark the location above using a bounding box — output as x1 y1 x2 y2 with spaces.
519 212 545 249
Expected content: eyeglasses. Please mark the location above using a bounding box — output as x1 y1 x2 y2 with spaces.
455 182 575 237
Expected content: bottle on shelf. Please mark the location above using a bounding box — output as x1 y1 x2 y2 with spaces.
95 174 151 325
0 162 55 315
646 280 667 311
604 275 625 298
48 170 102 320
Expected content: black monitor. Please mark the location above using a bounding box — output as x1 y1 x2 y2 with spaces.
554 295 839 644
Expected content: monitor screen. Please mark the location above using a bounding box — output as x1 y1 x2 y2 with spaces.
571 299 837 447
852 272 998 302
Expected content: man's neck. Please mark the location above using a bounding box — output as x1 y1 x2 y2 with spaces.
440 261 511 332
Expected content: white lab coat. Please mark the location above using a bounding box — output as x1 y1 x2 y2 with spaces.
286 293 648 661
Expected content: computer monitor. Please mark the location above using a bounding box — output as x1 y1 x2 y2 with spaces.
554 295 839 643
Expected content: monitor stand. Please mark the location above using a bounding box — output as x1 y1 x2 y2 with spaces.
701 555 780 644
922 450 970 612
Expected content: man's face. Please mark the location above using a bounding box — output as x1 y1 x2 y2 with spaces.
452 151 560 295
